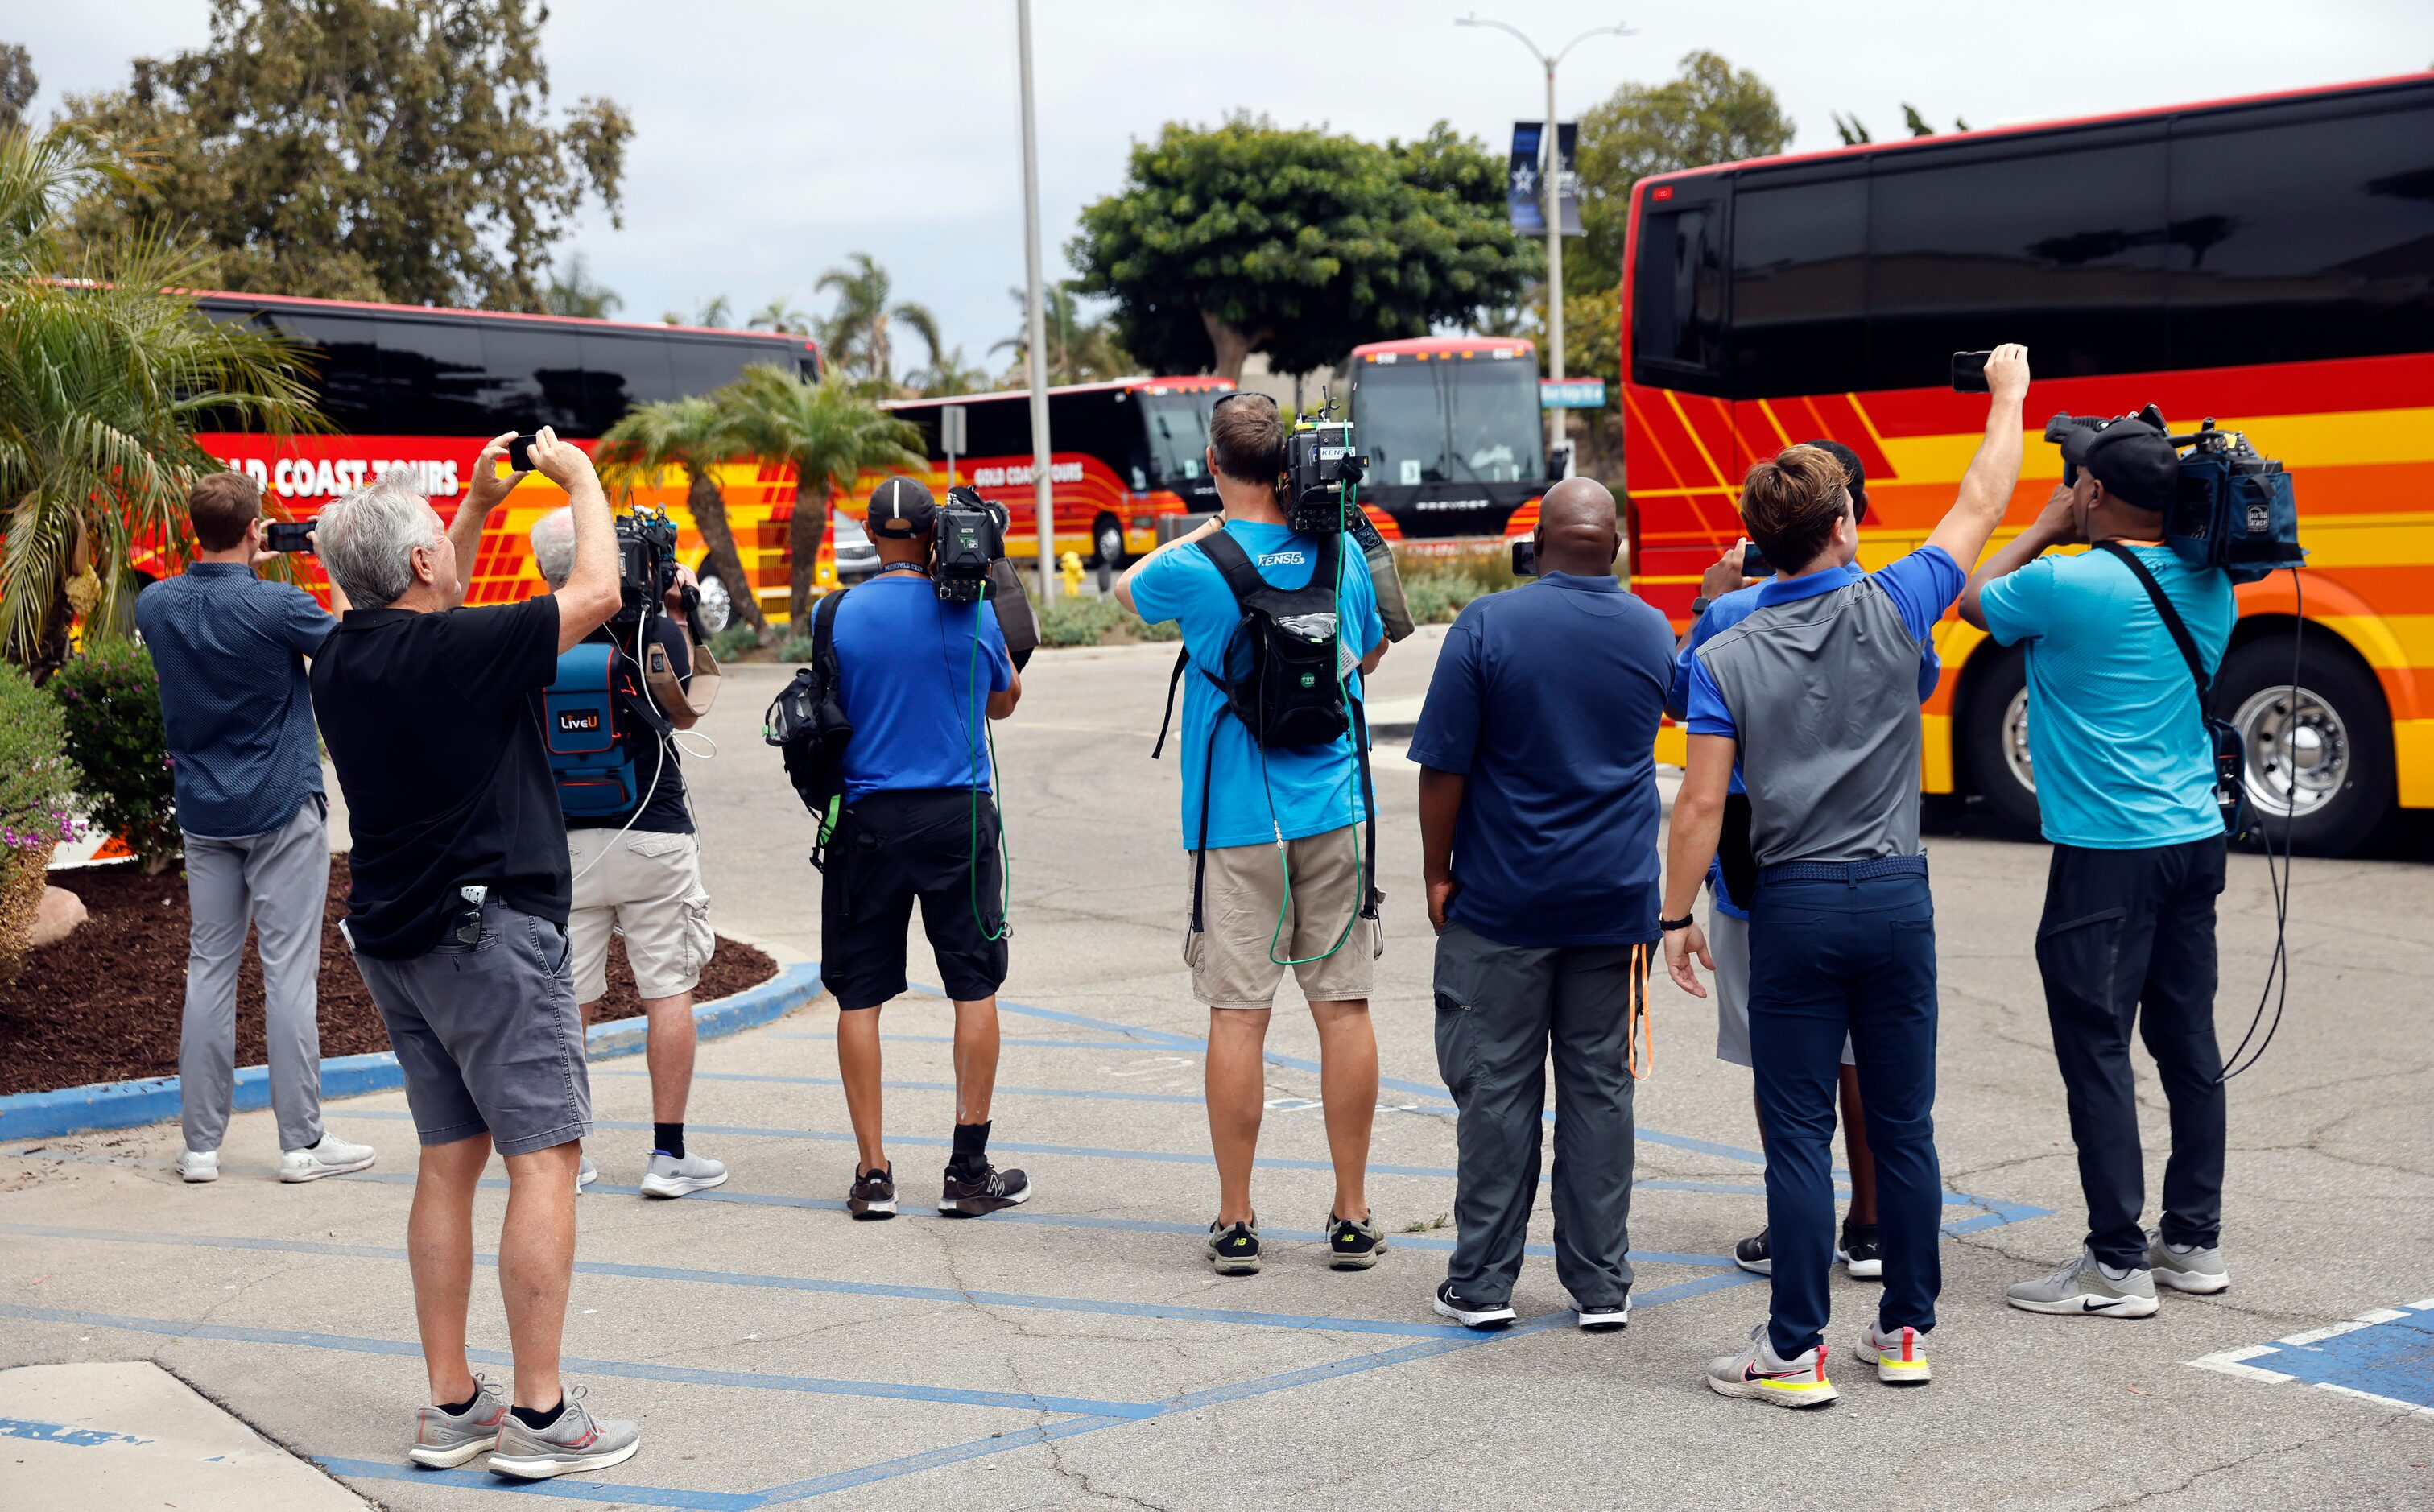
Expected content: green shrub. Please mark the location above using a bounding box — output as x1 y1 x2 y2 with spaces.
0 662 84 965
51 638 180 874
775 627 819 663
708 623 759 661
1394 544 1520 626
1035 595 1125 648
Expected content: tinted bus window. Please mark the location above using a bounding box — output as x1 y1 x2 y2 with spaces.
1732 172 1868 397
1355 362 1450 485
379 317 490 436
2167 99 2434 370
1138 392 1212 486
485 326 586 434
1866 133 2167 390
581 330 676 432
1631 204 1729 394
267 311 384 432
1447 359 1544 483
668 337 747 399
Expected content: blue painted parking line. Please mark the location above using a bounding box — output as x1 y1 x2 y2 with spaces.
314 1455 761 1510
2190 1298 2434 1415
1 1415 152 1448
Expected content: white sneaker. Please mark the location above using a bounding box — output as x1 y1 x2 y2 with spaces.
1856 1324 1932 1386
176 1150 220 1184
1574 1300 1630 1332
638 1151 728 1199
576 1155 598 1190
279 1133 375 1183
1705 1323 1840 1410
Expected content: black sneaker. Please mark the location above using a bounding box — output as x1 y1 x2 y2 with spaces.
848 1166 895 1220
939 1161 1031 1216
1207 1219 1262 1275
1841 1221 1882 1280
1327 1212 1385 1271
1432 1279 1516 1330
1734 1226 1773 1276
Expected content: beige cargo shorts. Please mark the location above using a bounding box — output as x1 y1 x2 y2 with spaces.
566 828 715 1002
1184 824 1382 1009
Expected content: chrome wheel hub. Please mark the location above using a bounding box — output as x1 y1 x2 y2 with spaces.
696 572 733 636
2002 687 2035 794
2234 683 2346 820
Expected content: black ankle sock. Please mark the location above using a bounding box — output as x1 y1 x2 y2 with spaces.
950 1120 990 1175
653 1122 685 1161
510 1398 565 1431
440 1387 482 1416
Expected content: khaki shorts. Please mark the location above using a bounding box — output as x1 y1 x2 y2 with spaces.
1184 824 1382 1009
567 828 714 1002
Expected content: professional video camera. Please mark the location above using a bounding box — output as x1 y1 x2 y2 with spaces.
2043 407 2304 585
1283 411 1367 536
614 506 689 624
935 485 1007 605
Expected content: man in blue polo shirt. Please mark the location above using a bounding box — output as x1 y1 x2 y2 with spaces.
1663 345 2030 1408
1409 477 1672 1332
1960 416 2238 1316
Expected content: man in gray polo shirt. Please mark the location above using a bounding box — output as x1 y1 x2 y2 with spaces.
1663 345 2031 1409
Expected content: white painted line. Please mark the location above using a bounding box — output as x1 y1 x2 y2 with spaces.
2188 1345 2296 1385
2275 1314 2390 1348
2314 1382 2434 1419
2405 1297 2434 1313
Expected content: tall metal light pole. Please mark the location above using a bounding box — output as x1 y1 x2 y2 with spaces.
1016 0 1056 598
1456 14 1632 465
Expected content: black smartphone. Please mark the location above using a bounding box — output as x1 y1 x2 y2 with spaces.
1951 350 1992 393
265 521 315 553
507 432 539 471
1510 538 1538 577
1742 543 1772 579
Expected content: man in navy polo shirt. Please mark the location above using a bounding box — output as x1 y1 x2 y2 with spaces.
1410 477 1673 1332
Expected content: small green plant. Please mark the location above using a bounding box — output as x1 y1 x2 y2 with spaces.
0 662 84 968
1393 545 1519 626
707 623 759 661
775 626 820 663
1400 1212 1452 1234
1035 593 1178 648
51 638 180 874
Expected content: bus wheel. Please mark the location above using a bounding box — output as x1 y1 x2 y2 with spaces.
2215 638 2391 857
1092 514 1125 569
1962 644 2042 840
695 569 734 636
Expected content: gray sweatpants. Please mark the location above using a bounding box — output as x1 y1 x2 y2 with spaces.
180 798 329 1154
1432 921 1646 1308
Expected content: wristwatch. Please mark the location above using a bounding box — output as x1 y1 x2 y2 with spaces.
1688 596 1713 618
1659 913 1696 932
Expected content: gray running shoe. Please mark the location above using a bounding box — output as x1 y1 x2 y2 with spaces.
486 1386 639 1481
1207 1219 1262 1275
2006 1250 2159 1318
1705 1322 1839 1410
638 1151 727 1199
407 1376 506 1469
576 1155 597 1191
1855 1324 1932 1386
2147 1229 2229 1294
1326 1211 1385 1270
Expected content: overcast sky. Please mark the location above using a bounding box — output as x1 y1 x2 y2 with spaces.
15 2 2432 372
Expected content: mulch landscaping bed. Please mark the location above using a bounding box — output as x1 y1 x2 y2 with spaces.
0 856 777 1097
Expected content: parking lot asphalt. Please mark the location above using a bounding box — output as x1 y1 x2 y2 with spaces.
6 626 2432 1510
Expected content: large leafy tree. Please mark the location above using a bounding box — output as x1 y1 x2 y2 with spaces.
1572 52 1791 300
0 126 318 676
1069 117 1531 382
815 253 942 392
715 366 924 622
596 395 762 634
60 0 630 311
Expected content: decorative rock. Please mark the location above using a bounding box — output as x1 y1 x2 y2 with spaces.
28 886 86 948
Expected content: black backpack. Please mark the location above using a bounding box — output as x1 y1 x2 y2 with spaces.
763 588 855 869
1152 528 1379 931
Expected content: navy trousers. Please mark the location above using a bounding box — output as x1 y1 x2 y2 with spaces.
1747 863 1942 1358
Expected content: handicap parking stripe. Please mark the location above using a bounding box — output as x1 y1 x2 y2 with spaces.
2190 1299 2434 1415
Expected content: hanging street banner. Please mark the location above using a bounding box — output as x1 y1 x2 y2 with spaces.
1539 378 1608 409
1508 122 1582 236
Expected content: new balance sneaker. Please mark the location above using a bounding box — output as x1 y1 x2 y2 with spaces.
485 1386 639 1481
1733 1227 1772 1276
1574 1299 1630 1332
576 1155 598 1191
1840 1221 1882 1279
176 1149 219 1184
638 1151 727 1199
407 1376 506 1469
939 1161 1031 1216
2006 1250 2160 1318
2146 1230 2229 1295
847 1167 896 1220
1326 1212 1384 1270
1705 1324 1840 1410
1207 1219 1262 1275
279 1132 376 1183
1432 1279 1516 1330
1855 1324 1931 1386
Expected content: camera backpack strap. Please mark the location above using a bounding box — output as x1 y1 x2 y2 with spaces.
2095 541 2248 837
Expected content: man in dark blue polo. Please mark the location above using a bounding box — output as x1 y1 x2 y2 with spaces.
136 471 376 1186
1410 477 1674 1332
1663 345 2031 1407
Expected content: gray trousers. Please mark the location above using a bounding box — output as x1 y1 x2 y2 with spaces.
180 797 329 1153
1432 921 1645 1308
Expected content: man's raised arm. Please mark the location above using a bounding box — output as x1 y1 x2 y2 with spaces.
1924 343 2031 572
528 428 622 651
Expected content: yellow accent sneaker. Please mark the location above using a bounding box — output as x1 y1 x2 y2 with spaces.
1857 1323 1932 1386
1705 1324 1840 1410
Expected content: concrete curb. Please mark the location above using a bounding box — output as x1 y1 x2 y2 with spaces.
0 961 825 1143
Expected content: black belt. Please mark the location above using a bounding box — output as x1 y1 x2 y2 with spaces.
1758 855 1928 885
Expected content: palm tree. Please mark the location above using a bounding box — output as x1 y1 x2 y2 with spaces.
911 344 991 399
748 297 812 337
596 395 764 634
993 282 1131 386
0 125 317 676
663 295 733 328
714 364 924 622
543 253 622 319
814 252 943 390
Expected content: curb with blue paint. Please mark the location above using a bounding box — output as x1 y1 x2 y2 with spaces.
0 961 824 1143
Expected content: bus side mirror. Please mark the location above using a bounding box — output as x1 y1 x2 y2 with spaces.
1547 443 1574 482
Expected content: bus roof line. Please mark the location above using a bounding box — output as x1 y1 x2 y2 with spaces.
181 286 817 347
882 375 1235 410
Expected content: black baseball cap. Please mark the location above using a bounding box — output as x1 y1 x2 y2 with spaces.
868 475 936 536
1797 438 1868 524
2060 417 2178 514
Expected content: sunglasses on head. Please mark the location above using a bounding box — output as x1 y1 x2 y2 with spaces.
1209 391 1275 414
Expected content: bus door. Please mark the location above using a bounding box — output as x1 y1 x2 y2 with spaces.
1626 176 1740 596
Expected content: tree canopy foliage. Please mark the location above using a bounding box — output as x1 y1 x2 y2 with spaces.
60 0 630 311
715 366 924 621
1069 117 1531 381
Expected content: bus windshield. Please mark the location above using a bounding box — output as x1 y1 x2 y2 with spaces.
1138 391 1211 485
1357 358 1544 488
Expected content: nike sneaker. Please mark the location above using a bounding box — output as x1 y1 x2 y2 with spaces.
1855 1324 1931 1386
2146 1229 2229 1294
2006 1250 2159 1318
1705 1323 1839 1409
1432 1280 1516 1330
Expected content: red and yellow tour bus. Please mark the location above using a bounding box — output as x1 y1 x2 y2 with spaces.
183 291 832 632
1622 72 2434 854
1346 335 1554 544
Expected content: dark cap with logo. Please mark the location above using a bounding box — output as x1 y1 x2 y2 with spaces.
868 475 936 536
2060 417 2178 514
